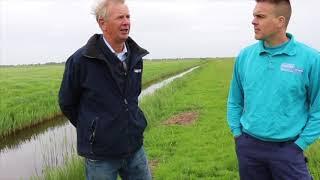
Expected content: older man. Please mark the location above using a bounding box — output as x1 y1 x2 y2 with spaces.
58 0 152 179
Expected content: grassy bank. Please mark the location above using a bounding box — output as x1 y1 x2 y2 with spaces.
0 59 203 137
142 59 238 179
41 59 320 179
35 155 85 180
0 65 63 136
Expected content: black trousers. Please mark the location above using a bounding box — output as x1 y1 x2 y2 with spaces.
235 133 313 180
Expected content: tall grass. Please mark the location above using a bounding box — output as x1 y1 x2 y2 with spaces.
0 65 64 136
0 60 203 137
32 155 85 180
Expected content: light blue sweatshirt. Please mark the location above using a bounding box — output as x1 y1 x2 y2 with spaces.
227 33 320 150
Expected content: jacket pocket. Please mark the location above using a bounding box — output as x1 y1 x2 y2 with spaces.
90 112 122 154
131 107 147 133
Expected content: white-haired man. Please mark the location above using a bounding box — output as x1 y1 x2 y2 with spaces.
59 0 152 179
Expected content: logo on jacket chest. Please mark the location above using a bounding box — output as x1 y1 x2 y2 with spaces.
134 68 142 73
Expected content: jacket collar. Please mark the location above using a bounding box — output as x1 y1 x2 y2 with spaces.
258 33 297 56
82 34 149 63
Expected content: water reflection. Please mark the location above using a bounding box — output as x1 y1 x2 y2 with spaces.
0 117 66 151
0 117 76 179
139 66 199 99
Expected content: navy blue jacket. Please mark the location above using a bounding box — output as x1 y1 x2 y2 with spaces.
59 34 149 159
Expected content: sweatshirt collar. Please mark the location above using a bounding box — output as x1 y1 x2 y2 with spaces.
258 33 297 56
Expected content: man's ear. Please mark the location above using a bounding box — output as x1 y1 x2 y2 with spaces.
98 18 107 31
278 16 286 28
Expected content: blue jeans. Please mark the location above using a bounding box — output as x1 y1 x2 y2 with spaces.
85 147 152 180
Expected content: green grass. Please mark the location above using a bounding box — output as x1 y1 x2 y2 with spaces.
305 141 320 179
32 155 85 180
141 59 238 179
0 59 202 137
142 59 206 88
0 65 64 136
38 59 320 179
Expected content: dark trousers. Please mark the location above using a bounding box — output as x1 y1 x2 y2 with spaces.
235 133 313 180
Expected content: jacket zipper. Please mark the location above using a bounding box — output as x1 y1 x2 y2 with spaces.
89 117 97 154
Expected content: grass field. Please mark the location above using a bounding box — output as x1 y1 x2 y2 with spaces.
0 65 63 136
0 59 203 137
40 59 320 180
142 59 238 179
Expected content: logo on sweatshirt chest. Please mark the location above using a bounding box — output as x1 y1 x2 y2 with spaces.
280 63 304 74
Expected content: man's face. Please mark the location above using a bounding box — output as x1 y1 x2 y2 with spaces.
101 3 130 44
252 2 280 41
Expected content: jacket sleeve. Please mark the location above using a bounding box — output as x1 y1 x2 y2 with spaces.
58 56 81 127
227 56 244 137
295 55 320 150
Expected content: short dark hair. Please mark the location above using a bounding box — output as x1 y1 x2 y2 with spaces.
256 0 291 27
256 0 290 3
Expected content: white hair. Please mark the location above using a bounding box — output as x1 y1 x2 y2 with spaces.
92 0 125 22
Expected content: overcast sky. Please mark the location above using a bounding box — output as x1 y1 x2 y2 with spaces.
0 0 319 65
